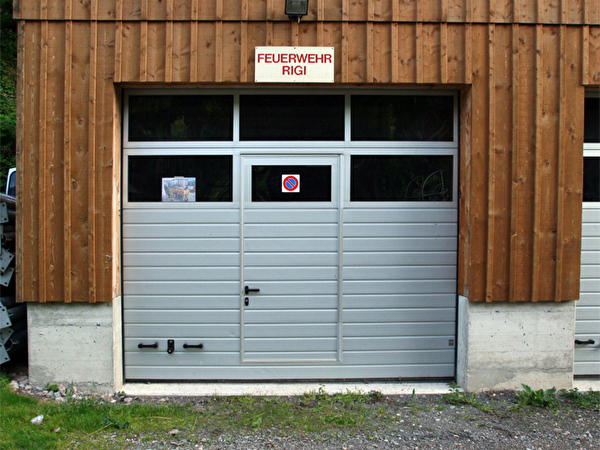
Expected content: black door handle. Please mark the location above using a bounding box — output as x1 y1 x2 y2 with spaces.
575 339 596 345
244 286 260 294
138 342 158 349
183 343 204 349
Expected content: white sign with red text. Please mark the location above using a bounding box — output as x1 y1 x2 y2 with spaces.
255 47 334 83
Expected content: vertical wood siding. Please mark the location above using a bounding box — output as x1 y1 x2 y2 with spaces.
14 0 600 24
14 0 600 303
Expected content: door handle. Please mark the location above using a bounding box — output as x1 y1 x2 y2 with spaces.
575 339 596 345
244 286 260 294
183 343 204 349
138 342 158 349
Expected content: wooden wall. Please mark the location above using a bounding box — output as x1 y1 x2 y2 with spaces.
14 0 600 303
13 0 600 24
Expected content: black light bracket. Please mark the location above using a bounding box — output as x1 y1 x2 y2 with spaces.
285 0 309 22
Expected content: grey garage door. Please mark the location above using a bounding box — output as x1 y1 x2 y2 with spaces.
576 205 600 375
575 96 600 377
122 91 458 381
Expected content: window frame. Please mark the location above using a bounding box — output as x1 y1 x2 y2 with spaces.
123 89 459 148
122 89 459 209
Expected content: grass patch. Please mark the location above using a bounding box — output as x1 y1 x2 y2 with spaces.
0 377 384 449
559 388 600 410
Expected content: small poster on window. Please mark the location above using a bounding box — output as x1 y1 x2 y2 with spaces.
162 177 196 202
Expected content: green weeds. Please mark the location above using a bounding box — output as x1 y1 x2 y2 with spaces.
516 384 558 408
559 388 600 410
443 383 480 407
442 384 495 414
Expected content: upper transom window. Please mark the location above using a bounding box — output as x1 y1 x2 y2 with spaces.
239 95 345 141
126 92 456 143
128 95 233 141
351 95 454 141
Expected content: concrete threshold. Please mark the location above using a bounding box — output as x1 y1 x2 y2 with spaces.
120 381 454 397
119 379 600 397
573 379 600 393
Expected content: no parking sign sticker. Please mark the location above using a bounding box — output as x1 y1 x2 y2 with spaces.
282 174 300 193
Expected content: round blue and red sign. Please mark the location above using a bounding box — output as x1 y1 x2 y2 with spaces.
282 175 300 193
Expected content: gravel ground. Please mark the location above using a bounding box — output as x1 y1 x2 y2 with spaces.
5 367 599 450
117 393 598 450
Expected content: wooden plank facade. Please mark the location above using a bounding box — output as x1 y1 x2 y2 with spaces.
14 0 600 303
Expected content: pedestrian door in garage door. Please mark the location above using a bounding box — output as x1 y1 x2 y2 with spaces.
241 155 342 363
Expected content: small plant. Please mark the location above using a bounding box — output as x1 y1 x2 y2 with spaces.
559 388 600 410
45 383 59 392
516 384 558 408
404 389 423 414
102 416 130 430
368 390 383 401
443 383 479 407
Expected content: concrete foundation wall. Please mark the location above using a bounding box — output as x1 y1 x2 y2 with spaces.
457 296 576 392
27 297 579 394
28 303 114 393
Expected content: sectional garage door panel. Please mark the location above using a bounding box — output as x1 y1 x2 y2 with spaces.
343 322 456 337
344 238 458 252
343 294 456 309
344 209 458 223
124 364 455 381
126 323 240 338
341 205 457 378
123 204 242 378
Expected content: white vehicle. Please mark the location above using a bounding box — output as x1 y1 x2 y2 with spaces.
5 168 16 197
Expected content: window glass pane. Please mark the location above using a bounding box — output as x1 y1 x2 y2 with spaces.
252 165 332 202
7 172 16 197
351 95 454 141
584 157 600 202
128 95 233 141
584 97 600 143
240 95 344 141
351 155 453 201
128 156 232 202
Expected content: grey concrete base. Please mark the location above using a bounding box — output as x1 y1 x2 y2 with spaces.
28 302 114 393
27 297 583 396
457 296 576 392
